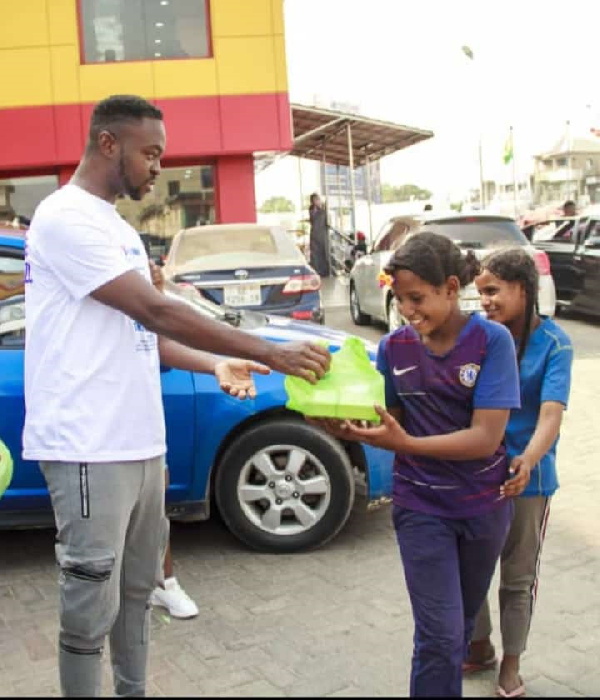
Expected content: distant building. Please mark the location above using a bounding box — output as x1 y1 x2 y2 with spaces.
533 134 600 205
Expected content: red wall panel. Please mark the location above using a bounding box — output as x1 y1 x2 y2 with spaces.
215 155 256 223
154 96 222 158
219 93 280 153
54 105 84 164
0 107 57 170
0 93 290 175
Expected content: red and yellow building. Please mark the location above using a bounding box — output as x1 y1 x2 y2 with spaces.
0 0 291 223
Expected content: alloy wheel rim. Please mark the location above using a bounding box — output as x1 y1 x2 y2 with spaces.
237 444 331 536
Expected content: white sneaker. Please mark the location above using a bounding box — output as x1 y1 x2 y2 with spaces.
150 577 199 619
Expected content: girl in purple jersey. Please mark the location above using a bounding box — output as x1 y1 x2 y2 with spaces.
464 249 573 698
313 232 521 697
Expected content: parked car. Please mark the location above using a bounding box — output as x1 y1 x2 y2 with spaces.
533 215 600 317
0 231 392 553
521 216 581 244
163 223 324 324
350 214 556 332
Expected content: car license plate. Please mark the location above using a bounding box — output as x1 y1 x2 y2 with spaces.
461 298 482 312
224 283 262 306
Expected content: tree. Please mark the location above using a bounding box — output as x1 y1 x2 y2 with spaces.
381 183 432 203
259 196 295 213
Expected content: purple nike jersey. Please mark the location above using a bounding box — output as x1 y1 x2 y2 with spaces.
377 313 521 519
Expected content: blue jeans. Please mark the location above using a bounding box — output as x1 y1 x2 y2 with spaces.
393 502 512 697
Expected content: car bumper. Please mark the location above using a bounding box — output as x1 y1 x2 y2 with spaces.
538 274 556 316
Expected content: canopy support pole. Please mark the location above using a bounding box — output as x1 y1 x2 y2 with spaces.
365 150 374 243
347 123 357 233
336 164 343 232
322 140 332 275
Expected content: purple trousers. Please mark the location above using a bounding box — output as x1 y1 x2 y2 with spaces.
393 502 512 697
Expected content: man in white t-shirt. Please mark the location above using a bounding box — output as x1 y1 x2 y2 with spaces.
23 94 330 697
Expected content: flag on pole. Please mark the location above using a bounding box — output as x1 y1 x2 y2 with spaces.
503 128 513 165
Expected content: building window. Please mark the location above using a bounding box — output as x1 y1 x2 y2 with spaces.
0 175 59 224
117 165 215 257
79 0 210 63
557 157 568 168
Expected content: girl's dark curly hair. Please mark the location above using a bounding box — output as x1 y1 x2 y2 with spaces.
384 231 481 288
480 247 539 365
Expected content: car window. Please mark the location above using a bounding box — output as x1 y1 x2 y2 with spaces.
388 221 410 251
0 248 25 302
372 221 393 253
584 219 600 244
0 295 25 348
425 219 528 248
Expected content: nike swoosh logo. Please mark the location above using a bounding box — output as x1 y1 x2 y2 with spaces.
392 365 417 377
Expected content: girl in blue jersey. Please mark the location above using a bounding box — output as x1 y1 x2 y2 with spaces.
464 248 573 698
313 232 521 697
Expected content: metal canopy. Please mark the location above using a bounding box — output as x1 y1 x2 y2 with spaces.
290 103 434 167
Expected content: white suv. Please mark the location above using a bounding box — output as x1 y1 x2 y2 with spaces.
349 213 556 332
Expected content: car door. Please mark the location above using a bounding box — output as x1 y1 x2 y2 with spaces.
352 221 392 314
160 364 197 507
0 241 52 517
572 219 600 315
361 221 411 318
534 219 582 302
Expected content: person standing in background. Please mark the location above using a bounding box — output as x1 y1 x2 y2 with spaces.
308 193 330 277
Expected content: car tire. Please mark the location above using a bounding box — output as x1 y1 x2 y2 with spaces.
215 419 355 553
349 282 370 326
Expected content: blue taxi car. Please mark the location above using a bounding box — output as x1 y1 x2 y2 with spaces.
0 230 392 553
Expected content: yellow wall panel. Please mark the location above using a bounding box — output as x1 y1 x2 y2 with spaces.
0 48 53 108
79 63 155 103
50 46 81 104
0 0 49 48
153 59 218 98
214 37 277 95
271 0 285 35
273 35 287 92
47 0 80 47
211 0 272 37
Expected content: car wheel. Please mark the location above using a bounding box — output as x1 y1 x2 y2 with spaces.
349 282 370 325
215 419 355 553
387 295 406 333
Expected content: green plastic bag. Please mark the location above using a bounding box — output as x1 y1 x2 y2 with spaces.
0 440 13 499
285 336 385 422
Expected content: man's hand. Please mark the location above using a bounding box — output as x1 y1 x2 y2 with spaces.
149 260 165 293
268 342 331 383
214 359 271 399
500 454 533 498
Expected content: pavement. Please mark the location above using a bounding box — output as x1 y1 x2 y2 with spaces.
1 277 599 697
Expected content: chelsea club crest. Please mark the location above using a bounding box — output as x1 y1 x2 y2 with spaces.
459 363 480 388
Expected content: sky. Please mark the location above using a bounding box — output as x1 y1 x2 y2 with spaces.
256 0 600 206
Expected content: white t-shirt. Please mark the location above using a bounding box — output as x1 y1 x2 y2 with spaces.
22 184 166 463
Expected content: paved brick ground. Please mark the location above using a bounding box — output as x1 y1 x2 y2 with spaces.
1 290 599 696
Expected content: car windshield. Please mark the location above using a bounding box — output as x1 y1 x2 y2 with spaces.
173 226 300 266
427 219 528 248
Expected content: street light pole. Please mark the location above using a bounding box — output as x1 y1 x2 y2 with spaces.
462 45 486 210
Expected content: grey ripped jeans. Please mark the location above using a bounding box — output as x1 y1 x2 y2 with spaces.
41 458 169 697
